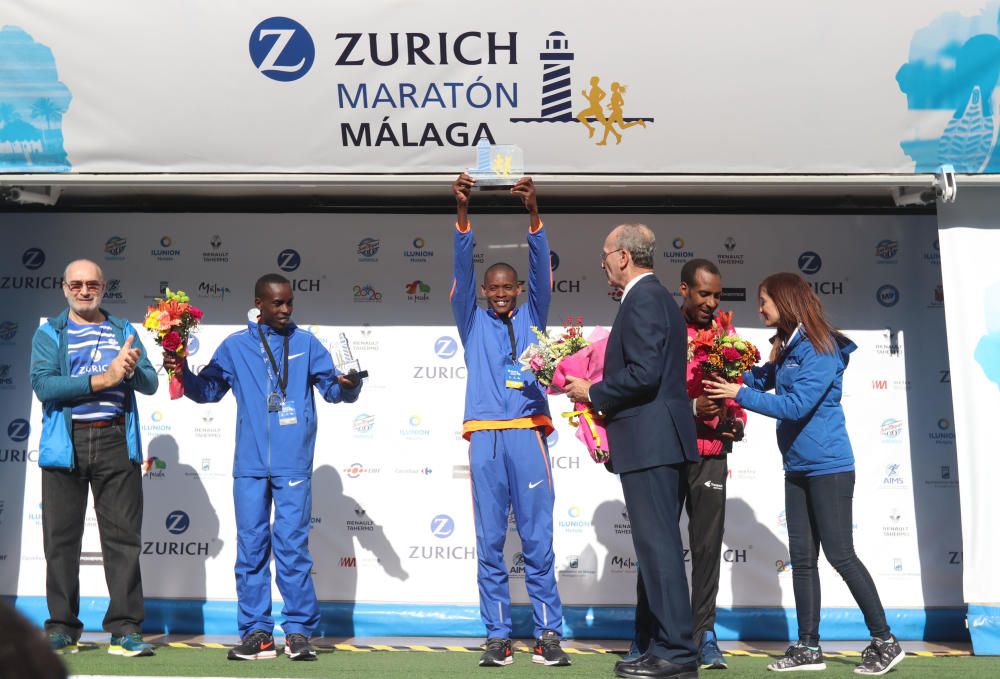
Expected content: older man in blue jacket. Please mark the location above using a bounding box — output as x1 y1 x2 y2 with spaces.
163 273 362 662
31 259 159 658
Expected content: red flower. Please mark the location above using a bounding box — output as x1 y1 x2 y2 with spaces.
715 310 733 333
161 331 182 352
188 306 204 321
722 346 742 361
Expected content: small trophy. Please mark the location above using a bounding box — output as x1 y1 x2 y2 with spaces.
469 138 524 191
335 332 368 387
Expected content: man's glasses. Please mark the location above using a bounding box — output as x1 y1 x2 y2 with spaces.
64 280 103 292
600 248 625 264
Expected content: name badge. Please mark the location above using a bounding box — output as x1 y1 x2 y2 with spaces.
278 401 298 426
505 365 524 390
267 392 282 412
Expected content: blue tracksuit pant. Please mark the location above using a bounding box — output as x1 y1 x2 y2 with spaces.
469 428 563 639
233 476 319 637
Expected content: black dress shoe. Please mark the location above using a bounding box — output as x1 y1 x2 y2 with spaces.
614 653 699 679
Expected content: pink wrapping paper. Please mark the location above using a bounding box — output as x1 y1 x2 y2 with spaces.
549 327 610 463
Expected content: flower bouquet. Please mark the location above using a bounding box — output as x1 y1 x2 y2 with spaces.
519 318 611 464
143 289 203 399
687 310 760 385
688 310 759 435
518 317 590 387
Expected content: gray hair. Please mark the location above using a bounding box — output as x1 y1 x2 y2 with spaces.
614 223 655 269
63 259 104 282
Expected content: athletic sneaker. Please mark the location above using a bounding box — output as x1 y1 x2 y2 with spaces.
284 633 317 661
854 637 904 675
47 632 78 655
699 629 728 669
767 644 826 671
532 630 571 666
479 637 514 666
108 632 155 657
227 630 277 660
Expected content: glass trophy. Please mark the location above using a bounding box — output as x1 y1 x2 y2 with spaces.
335 332 368 386
469 138 524 190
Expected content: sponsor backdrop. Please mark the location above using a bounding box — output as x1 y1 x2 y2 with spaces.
0 212 963 640
938 188 1000 654
1 1 1000 174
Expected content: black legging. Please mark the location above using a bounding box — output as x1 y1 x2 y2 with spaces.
785 471 890 646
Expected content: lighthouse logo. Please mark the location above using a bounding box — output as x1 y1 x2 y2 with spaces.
510 31 653 146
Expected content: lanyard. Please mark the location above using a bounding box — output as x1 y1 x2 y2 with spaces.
500 314 517 363
257 324 289 398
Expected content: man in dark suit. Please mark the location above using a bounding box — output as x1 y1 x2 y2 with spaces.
564 223 700 679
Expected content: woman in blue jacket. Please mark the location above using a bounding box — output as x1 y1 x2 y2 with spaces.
704 273 904 676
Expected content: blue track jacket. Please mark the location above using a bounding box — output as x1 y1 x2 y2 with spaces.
181 321 361 477
451 222 553 438
737 329 856 475
30 308 158 469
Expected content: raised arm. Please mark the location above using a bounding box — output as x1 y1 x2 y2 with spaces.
513 177 551 330
450 173 477 343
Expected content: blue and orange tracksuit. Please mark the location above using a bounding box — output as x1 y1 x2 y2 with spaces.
451 220 563 640
181 321 361 637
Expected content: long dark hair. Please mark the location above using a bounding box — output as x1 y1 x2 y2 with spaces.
759 272 845 362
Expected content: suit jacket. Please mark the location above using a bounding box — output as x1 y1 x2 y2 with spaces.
589 274 699 473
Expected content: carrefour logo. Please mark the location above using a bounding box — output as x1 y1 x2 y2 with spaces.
7 418 29 442
22 247 45 270
165 510 190 535
277 248 301 272
797 251 822 275
249 17 315 82
430 514 455 539
434 336 458 359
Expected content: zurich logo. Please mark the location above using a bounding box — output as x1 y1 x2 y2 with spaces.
22 248 45 270
550 250 561 272
547 430 559 447
876 284 900 308
249 17 315 82
277 248 301 272
187 335 200 356
797 251 822 275
430 514 455 539
165 510 190 535
7 418 29 442
434 336 458 359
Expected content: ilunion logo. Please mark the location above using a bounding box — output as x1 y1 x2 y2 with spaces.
249 17 315 82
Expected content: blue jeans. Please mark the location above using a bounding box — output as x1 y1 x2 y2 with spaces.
785 471 890 645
